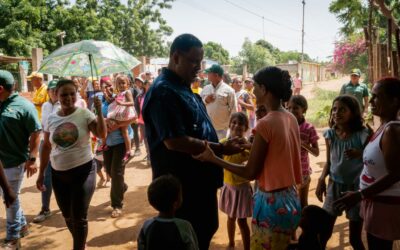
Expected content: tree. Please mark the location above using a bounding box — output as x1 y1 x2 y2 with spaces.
255 39 281 61
0 0 174 57
278 50 312 64
232 38 276 74
332 35 367 74
329 0 369 36
203 42 230 65
255 39 312 63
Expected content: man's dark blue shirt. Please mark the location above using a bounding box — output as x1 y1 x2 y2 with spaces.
142 68 222 189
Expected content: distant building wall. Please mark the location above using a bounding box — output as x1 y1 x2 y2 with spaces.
276 62 326 83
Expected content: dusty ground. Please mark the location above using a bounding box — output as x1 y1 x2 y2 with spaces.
1 77 399 249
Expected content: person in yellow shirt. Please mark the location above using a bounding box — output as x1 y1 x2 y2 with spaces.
191 77 202 94
219 112 252 250
28 72 49 120
244 78 256 129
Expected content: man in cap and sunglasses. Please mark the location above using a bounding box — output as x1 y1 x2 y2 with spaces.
340 68 369 115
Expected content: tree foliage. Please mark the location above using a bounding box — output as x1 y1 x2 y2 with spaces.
0 0 173 57
255 39 312 64
333 35 367 73
232 38 276 74
203 41 230 65
329 0 369 36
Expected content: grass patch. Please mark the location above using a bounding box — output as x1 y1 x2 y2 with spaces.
305 87 339 128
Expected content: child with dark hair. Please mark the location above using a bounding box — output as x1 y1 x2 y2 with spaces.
287 205 332 250
138 175 199 250
219 112 252 250
316 95 371 249
288 95 320 208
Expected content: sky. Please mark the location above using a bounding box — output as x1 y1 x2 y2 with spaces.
159 0 342 61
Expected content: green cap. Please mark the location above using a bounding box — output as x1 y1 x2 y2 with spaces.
0 70 15 88
350 68 361 76
205 64 224 76
48 80 58 89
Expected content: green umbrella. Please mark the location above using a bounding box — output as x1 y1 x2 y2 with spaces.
38 40 141 78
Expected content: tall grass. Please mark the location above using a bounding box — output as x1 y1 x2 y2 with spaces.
305 87 339 128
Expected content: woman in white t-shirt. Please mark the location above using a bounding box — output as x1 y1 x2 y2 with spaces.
36 79 107 250
334 77 400 250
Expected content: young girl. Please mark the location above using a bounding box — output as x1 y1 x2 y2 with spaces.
219 112 252 250
107 75 137 164
315 95 371 250
288 95 319 208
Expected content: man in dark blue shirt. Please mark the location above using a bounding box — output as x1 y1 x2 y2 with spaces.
143 34 243 250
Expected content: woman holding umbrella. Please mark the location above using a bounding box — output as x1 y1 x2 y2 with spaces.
36 79 106 250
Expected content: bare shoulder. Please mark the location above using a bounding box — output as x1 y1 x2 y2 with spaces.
384 122 400 140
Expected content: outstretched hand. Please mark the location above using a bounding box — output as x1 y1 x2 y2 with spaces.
223 136 246 155
193 141 217 162
333 191 362 212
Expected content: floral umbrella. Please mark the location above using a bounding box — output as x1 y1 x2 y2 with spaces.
38 40 141 78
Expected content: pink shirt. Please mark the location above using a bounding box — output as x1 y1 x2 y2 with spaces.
299 121 319 176
293 77 302 88
254 111 302 191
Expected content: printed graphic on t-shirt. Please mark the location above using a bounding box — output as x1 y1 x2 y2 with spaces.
52 122 79 148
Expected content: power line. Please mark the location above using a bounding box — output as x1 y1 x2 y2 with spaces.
181 1 263 35
223 0 301 32
181 0 300 44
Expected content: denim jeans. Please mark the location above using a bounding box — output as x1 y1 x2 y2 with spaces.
2 164 27 240
131 123 140 149
103 143 127 209
52 160 96 250
40 161 53 211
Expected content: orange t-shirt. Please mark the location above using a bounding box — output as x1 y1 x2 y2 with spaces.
254 111 302 191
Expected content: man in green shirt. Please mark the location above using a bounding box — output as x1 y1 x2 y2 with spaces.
340 68 369 115
0 70 41 249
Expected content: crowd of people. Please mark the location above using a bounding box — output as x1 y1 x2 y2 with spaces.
0 32 400 250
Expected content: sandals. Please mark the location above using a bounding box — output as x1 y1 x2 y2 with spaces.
111 208 122 218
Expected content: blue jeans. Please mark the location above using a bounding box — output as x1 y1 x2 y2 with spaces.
3 164 27 240
41 162 53 211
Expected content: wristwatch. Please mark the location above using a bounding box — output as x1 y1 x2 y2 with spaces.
28 157 36 162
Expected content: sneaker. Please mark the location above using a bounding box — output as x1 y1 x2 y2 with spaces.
33 210 52 223
111 208 122 218
19 224 30 238
133 148 141 157
2 239 21 250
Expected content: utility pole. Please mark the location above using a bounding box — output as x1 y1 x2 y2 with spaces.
262 16 265 40
301 0 305 81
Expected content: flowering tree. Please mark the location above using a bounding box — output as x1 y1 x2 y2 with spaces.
333 37 367 74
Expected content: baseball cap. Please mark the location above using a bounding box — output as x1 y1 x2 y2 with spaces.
350 68 361 76
205 64 224 76
47 80 58 89
244 77 253 83
0 70 15 88
27 71 43 80
135 76 144 83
